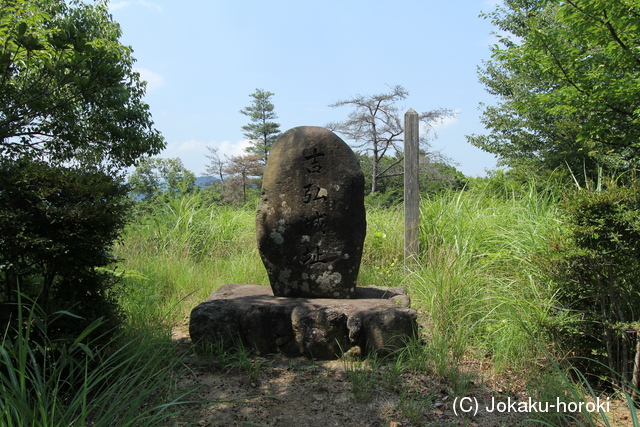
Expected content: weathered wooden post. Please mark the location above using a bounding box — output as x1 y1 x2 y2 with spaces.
404 108 420 267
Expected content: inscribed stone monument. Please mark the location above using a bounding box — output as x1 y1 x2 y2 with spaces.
256 126 366 298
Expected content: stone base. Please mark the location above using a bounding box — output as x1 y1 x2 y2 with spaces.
189 284 418 360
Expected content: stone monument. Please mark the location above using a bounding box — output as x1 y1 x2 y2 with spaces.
256 126 366 298
189 126 417 360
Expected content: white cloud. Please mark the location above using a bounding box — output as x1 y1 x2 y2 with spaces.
109 2 130 11
430 109 461 131
160 140 208 175
216 139 252 158
139 0 164 12
174 139 206 152
134 67 165 92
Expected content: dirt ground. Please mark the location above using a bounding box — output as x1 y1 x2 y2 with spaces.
169 324 633 427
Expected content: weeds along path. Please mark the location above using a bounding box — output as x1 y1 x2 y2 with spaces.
114 186 637 425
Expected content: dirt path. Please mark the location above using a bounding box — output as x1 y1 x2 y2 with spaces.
169 326 533 426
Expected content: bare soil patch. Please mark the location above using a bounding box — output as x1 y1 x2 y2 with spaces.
169 325 514 426
169 325 632 427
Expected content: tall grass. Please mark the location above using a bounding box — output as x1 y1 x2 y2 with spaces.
124 196 254 262
116 194 414 325
115 194 266 326
411 180 565 371
359 205 405 287
117 184 565 372
115 182 640 423
2 176 576 426
0 294 191 427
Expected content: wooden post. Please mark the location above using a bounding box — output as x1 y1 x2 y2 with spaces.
404 108 420 267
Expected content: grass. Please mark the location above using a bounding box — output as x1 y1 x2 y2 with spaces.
9 178 639 425
0 294 194 427
115 195 267 326
115 184 564 366
109 181 638 424
410 181 565 373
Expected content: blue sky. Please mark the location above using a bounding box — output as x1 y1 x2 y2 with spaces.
110 0 500 177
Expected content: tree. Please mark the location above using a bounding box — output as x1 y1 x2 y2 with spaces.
328 85 454 194
240 89 281 164
0 0 164 168
202 148 263 205
0 0 165 346
128 157 196 200
358 151 466 206
468 0 640 178
470 0 640 390
205 146 226 182
420 159 467 195
222 154 263 205
550 182 640 392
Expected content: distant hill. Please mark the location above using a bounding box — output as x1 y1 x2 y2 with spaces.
196 176 219 187
128 176 219 200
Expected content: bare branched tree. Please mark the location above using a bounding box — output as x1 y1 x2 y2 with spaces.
327 85 454 194
222 154 263 205
204 146 226 182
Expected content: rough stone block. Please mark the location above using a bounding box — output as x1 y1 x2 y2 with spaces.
189 284 418 360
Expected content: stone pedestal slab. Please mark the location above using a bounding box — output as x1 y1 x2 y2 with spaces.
189 284 418 360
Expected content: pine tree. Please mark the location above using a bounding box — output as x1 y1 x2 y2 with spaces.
239 89 281 164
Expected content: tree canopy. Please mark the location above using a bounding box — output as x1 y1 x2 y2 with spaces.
0 0 164 167
129 157 196 200
468 0 640 176
240 89 281 164
0 0 165 335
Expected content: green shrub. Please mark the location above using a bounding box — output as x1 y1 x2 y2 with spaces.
0 159 130 340
550 182 640 391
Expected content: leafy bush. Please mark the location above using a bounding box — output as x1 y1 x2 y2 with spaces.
0 159 130 340
550 182 640 391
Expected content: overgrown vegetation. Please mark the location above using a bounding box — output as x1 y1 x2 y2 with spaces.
0 159 129 341
6 161 640 424
549 175 640 394
113 173 640 425
1 294 191 427
0 1 178 425
4 0 640 424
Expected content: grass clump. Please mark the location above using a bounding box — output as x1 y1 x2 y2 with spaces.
0 295 193 427
115 194 266 325
410 180 565 374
